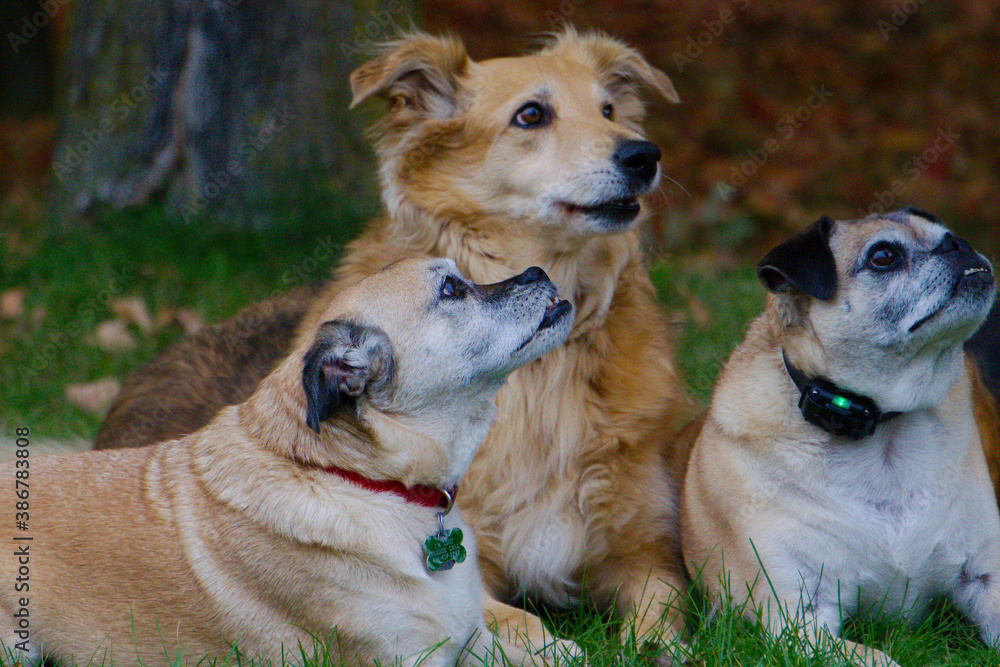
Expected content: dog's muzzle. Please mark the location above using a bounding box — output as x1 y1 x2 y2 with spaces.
935 232 994 286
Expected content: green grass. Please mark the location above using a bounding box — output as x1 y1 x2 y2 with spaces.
2 205 998 665
650 259 764 404
0 196 372 438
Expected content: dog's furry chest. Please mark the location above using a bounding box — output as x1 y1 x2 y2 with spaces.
460 338 671 604
772 414 980 618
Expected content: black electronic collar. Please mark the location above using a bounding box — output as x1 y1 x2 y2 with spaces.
782 350 901 440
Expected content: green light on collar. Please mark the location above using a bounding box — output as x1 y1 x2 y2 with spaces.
831 395 852 410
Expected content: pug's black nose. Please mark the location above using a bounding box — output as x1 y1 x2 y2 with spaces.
511 266 548 285
615 140 661 186
935 233 972 254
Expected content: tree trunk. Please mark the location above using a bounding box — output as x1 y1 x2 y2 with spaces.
49 0 413 227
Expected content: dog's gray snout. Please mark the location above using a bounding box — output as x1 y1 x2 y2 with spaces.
479 266 551 302
615 140 661 186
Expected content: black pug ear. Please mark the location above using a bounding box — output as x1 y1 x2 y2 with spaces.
902 206 941 223
757 216 838 301
301 320 394 433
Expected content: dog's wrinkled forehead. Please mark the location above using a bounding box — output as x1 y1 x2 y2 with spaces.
831 208 950 274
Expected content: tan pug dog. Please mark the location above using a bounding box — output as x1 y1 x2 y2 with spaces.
682 209 999 666
0 258 577 667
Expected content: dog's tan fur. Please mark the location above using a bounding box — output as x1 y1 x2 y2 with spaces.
973 361 1000 494
1 258 577 666
94 29 695 650
282 28 694 648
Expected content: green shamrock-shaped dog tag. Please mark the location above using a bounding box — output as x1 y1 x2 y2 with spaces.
424 527 467 572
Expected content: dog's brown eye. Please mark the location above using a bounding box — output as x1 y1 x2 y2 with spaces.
512 103 546 128
868 243 902 271
602 103 614 119
441 276 467 299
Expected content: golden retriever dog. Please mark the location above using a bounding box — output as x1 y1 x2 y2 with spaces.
1 259 576 666
95 28 695 656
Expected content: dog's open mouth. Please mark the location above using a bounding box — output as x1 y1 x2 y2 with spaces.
957 260 993 289
562 198 641 225
539 294 572 331
964 266 992 278
515 295 572 353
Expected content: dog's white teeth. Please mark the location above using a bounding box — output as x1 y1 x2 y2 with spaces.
965 267 986 275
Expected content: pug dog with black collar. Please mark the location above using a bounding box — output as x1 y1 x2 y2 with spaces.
682 209 999 666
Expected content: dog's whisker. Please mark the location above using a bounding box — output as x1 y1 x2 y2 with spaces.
658 173 692 200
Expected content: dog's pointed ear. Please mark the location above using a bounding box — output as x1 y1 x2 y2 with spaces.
542 28 680 104
349 33 469 117
758 216 838 301
301 320 395 433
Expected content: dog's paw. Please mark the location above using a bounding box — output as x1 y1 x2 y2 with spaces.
852 647 900 667
819 637 900 667
644 652 697 667
638 639 695 667
535 636 585 664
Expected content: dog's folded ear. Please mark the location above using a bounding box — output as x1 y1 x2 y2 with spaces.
542 28 680 104
758 216 838 301
349 32 468 117
302 320 395 433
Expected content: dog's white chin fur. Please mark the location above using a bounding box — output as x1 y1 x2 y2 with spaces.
829 344 967 414
805 277 995 414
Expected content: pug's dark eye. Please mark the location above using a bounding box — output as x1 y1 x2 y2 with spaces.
440 276 467 300
867 243 903 271
602 103 614 119
512 102 547 128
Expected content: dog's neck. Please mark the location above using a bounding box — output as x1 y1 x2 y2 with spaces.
781 349 900 439
775 311 968 414
240 357 498 490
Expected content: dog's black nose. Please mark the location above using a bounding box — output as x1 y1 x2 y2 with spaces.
511 266 547 285
934 233 973 255
614 140 661 186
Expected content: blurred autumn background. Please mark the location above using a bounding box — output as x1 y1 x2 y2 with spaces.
2 0 999 439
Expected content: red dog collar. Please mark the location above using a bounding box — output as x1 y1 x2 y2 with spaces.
322 465 457 512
